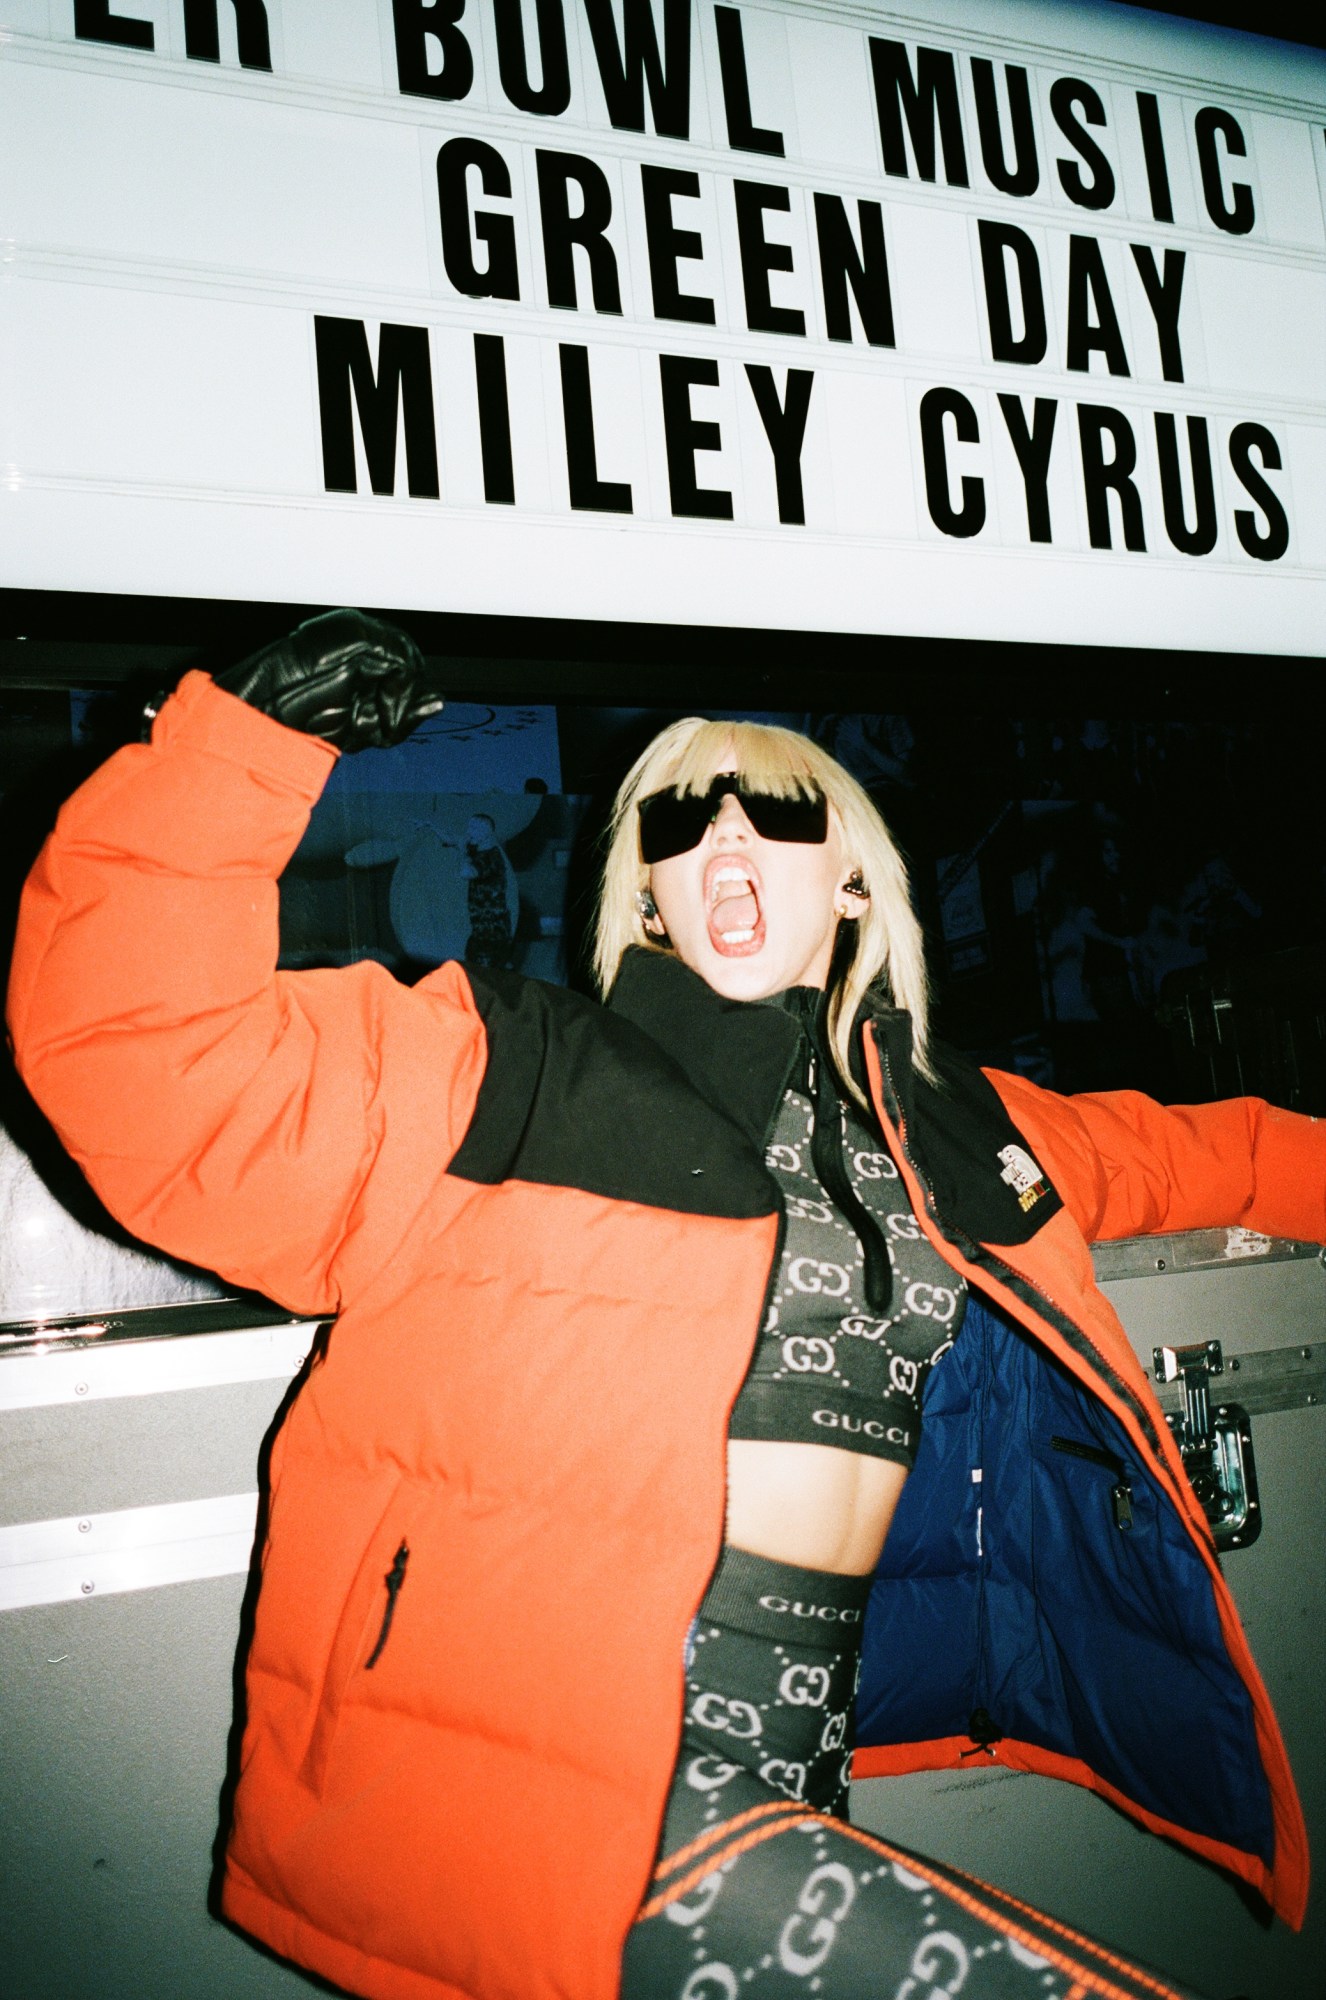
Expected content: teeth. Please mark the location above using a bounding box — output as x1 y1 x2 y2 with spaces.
720 928 755 944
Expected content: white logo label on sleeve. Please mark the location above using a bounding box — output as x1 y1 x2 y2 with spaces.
997 1143 1050 1213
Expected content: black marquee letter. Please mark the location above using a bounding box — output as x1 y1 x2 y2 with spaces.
1050 78 1114 211
393 0 473 102
869 40 968 186
437 139 520 300
1131 246 1186 383
733 181 804 337
1194 108 1254 236
1065 236 1129 376
474 334 515 505
1077 404 1145 550
559 346 633 512
997 394 1057 543
813 195 894 347
493 0 571 117
1155 413 1216 556
977 221 1046 366
183 0 271 68
536 151 622 313
641 167 715 324
745 366 814 524
716 6 784 156
1229 423 1289 560
1135 94 1173 225
659 355 732 518
919 387 985 538
583 0 691 140
971 59 1039 199
73 0 152 48
314 317 439 499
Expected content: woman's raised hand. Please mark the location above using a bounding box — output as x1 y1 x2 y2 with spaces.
214 608 444 752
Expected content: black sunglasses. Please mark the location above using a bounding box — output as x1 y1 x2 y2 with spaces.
637 776 828 863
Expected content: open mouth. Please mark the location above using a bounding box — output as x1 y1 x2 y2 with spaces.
705 858 764 956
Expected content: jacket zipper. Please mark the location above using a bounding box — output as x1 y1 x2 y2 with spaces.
868 1042 1009 1754
871 1035 1167 1466
867 1028 1156 1751
747 1029 804 1347
1050 1435 1136 1531
365 1539 410 1670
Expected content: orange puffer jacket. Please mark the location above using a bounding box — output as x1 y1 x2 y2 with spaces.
8 674 1323 2000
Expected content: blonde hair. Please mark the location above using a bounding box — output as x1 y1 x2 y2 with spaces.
594 717 932 1097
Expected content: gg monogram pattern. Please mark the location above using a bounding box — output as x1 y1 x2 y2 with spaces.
623 1049 1205 1997
729 1084 966 1464
626 1547 1203 1998
671 1548 871 1843
623 1797 1205 1998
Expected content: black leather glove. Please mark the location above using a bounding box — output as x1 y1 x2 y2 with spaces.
213 609 443 753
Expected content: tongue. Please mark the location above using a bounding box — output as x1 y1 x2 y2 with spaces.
711 889 759 939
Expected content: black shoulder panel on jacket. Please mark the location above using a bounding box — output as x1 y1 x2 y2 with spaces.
919 1042 1065 1245
447 968 779 1219
868 1013 1064 1246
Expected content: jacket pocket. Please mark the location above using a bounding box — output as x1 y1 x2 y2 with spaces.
1049 1433 1136 1532
299 1484 423 1796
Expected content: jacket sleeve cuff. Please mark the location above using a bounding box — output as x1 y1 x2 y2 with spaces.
153 670 340 799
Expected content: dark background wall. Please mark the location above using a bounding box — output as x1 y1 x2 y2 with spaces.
3 592 1323 1150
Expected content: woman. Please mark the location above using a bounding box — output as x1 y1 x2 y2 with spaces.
8 613 1319 2000
606 715 1045 1994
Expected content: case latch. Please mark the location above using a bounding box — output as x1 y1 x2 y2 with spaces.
1153 1339 1261 1550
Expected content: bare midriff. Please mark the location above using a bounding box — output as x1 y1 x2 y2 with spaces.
724 1437 908 1577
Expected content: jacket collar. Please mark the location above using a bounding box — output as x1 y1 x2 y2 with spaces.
604 947 914 1135
604 948 804 1151
605 947 1063 1247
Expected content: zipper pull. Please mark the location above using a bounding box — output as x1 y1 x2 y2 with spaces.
365 1539 410 1670
1112 1483 1134 1533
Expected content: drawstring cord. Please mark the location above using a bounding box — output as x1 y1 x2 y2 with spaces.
804 1042 895 1318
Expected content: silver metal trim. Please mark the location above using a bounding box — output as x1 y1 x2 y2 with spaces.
0 1493 259 1612
0 1296 306 1350
0 1320 316 1411
1091 1230 1323 1283
1153 1341 1325 1419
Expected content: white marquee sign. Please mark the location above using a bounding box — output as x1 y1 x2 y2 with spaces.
1 0 1323 652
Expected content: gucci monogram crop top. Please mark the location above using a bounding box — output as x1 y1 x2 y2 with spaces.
728 1021 965 1468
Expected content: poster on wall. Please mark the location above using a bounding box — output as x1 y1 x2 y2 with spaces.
278 697 575 982
0 0 1323 651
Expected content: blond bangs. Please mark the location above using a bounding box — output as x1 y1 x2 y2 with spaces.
653 719 828 801
593 716 933 1089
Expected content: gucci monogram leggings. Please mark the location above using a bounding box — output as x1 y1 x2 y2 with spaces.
620 1549 1205 2000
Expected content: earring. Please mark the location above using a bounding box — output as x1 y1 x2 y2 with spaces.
635 888 659 923
843 870 870 900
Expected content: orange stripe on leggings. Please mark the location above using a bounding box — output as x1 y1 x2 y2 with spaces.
649 1799 807 1887
825 1819 1189 2000
643 1810 1188 2000
916 1846 1190 2000
639 1813 818 1920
